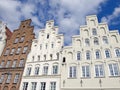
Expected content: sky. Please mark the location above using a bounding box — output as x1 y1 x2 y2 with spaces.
0 0 120 45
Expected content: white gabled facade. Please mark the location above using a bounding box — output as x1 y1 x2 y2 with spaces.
20 20 64 90
61 15 120 90
0 21 7 56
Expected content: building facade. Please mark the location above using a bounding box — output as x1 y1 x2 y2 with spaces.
61 15 120 90
0 19 35 90
0 21 12 56
20 20 64 90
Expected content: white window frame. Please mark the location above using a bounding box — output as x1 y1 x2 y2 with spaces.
69 66 76 78
26 67 32 76
31 82 37 90
105 49 111 58
52 65 58 75
50 82 56 90
40 82 46 90
77 51 81 60
43 66 48 75
34 66 39 75
82 65 90 78
95 64 104 77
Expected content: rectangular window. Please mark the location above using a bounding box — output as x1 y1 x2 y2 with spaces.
0 74 4 83
95 65 104 77
13 73 20 84
43 66 48 75
34 67 39 75
16 47 21 54
31 82 37 90
69 66 76 78
82 65 90 78
50 82 56 90
23 82 28 90
23 46 28 53
14 37 19 44
0 60 5 68
77 52 81 60
6 60 11 67
4 49 10 55
40 82 46 90
19 59 24 67
52 65 58 75
10 48 15 55
109 63 119 76
86 52 90 60
26 67 31 76
12 60 17 68
6 74 12 83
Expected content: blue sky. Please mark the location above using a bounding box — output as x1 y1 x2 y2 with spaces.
0 0 120 45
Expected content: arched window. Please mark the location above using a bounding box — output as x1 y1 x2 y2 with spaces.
92 28 97 35
86 51 90 60
115 48 120 57
94 37 99 45
95 50 101 59
85 38 90 46
105 49 111 58
77 51 81 60
103 36 108 44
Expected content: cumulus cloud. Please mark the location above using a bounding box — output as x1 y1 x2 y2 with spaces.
101 5 120 25
0 0 107 45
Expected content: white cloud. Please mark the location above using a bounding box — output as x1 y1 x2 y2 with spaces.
101 5 120 25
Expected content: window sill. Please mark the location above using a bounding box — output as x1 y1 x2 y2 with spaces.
81 77 91 79
94 76 105 78
67 77 77 79
109 75 120 78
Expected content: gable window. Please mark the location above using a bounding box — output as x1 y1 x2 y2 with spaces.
19 59 24 67
85 39 90 46
16 47 21 54
95 64 104 77
20 36 25 42
10 48 15 55
13 73 20 84
77 51 81 60
4 49 10 55
14 37 19 44
95 50 101 59
23 82 28 90
52 65 58 75
109 63 119 76
6 60 11 67
115 49 120 57
43 66 48 75
6 73 12 83
105 49 111 58
23 46 28 53
82 65 90 77
69 66 76 78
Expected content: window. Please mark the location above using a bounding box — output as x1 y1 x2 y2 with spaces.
109 63 119 76
94 37 99 45
32 56 34 61
31 82 37 90
51 43 54 48
38 55 40 61
34 66 39 75
0 74 4 83
6 60 11 67
56 53 59 59
92 29 97 35
86 51 90 60
6 74 12 83
105 49 111 58
23 46 28 53
14 37 19 43
52 65 58 74
26 67 32 76
82 65 90 77
44 55 46 60
103 36 108 44
0 60 5 68
10 48 15 55
95 65 104 77
23 82 28 90
4 49 10 55
85 39 90 46
19 59 24 67
69 66 76 78
13 73 20 84
115 49 120 57
16 47 21 54
95 50 101 59
50 54 52 60
47 34 49 39
40 44 42 50
63 57 66 63
12 60 17 68
40 82 46 90
46 44 47 49
50 82 56 90
43 66 48 75
20 36 25 42
77 51 81 60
